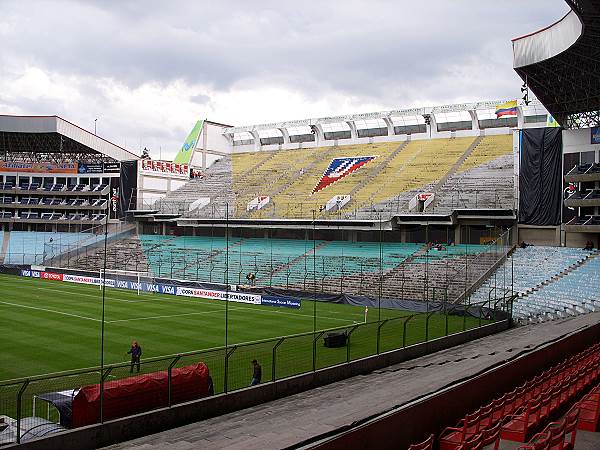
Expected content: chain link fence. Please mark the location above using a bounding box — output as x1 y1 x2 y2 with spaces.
0 297 512 445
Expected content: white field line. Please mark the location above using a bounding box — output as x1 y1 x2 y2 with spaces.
2 276 359 325
107 309 225 323
0 300 101 322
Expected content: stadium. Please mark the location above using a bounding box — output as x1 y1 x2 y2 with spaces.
1 0 600 448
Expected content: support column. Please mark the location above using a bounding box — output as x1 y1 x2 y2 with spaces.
454 225 461 245
278 128 290 145
250 131 261 151
383 117 394 137
346 121 358 140
312 124 324 146
469 110 479 133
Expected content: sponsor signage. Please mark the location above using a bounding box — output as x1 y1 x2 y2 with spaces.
77 162 121 174
19 269 301 308
78 164 104 174
103 162 121 173
140 159 189 176
176 287 262 305
260 296 301 309
592 127 600 145
0 161 78 174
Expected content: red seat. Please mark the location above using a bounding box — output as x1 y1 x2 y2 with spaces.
578 389 600 432
501 398 542 442
517 432 550 450
408 433 434 450
439 410 484 450
543 408 578 450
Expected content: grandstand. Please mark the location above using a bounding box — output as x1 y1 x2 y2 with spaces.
148 133 517 220
4 0 600 447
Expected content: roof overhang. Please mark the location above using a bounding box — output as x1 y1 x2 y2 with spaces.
512 1 600 128
0 115 138 161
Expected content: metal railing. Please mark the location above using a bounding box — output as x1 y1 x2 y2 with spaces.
0 298 511 444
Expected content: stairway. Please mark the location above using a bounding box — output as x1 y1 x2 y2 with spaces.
240 145 341 218
264 241 330 283
513 250 600 323
332 141 411 217
426 136 482 211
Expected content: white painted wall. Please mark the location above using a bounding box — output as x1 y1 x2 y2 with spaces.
563 128 600 161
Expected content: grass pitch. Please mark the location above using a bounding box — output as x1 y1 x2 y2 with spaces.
0 273 487 391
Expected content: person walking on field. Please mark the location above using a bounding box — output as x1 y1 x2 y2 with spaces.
250 359 262 386
127 341 142 373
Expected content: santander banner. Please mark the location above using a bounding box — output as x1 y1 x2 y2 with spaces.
19 269 298 308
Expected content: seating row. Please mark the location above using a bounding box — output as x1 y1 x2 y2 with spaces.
0 182 107 192
0 212 106 221
439 341 600 449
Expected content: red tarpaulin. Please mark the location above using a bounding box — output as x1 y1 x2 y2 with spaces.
71 363 210 428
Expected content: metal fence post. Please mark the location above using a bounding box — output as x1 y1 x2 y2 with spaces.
377 319 388 354
312 331 325 371
16 379 30 444
224 346 237 393
425 310 436 342
346 325 359 362
100 367 113 423
168 355 182 407
272 337 285 382
403 315 414 348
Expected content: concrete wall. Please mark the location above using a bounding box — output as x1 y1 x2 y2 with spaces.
10 321 509 450
229 127 514 155
311 317 600 450
518 224 561 246
563 127 600 160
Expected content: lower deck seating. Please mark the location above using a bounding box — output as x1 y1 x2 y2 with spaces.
5 231 106 265
439 341 600 450
513 253 600 322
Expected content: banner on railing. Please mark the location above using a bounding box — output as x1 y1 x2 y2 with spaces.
19 269 300 308
0 161 78 174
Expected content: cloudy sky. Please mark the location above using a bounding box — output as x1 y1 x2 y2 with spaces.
0 0 568 159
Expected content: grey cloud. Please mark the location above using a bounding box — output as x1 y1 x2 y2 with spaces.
0 0 570 153
1 0 568 101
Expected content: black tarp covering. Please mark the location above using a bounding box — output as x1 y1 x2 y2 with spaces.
119 160 138 218
519 128 562 225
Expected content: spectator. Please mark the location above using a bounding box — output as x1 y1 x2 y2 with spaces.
127 341 142 373
246 272 256 286
584 240 594 251
250 359 262 386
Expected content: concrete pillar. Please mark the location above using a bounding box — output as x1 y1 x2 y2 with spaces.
346 121 358 140
454 225 461 245
517 106 525 129
250 131 261 151
278 128 290 145
201 126 208 170
383 117 395 137
469 110 479 132
312 124 324 146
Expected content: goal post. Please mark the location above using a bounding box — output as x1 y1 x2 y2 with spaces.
99 268 153 295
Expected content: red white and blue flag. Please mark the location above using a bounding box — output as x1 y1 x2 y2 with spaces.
312 156 376 194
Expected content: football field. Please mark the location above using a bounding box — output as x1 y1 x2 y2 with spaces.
0 273 487 386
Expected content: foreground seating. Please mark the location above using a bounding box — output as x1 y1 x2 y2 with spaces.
408 433 434 450
439 342 600 449
577 384 600 432
517 406 579 450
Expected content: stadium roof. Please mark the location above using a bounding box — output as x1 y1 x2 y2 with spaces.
221 99 543 135
512 0 600 128
0 115 138 161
